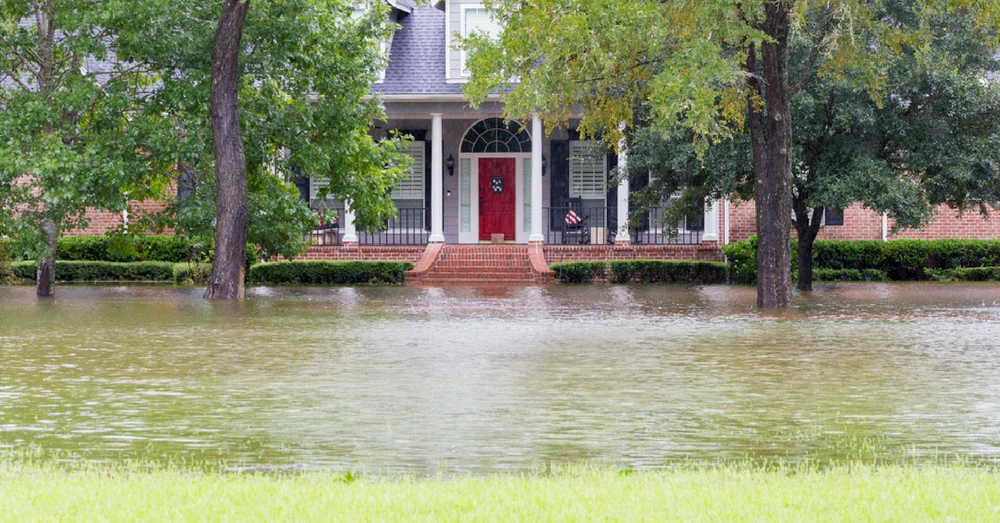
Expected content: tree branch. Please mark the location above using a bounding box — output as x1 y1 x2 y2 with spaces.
11 49 42 78
1 70 34 91
790 12 833 97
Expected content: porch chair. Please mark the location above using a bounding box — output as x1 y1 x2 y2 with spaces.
561 198 591 244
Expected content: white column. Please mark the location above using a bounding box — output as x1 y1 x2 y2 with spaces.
342 201 358 244
429 113 445 243
702 198 720 242
529 113 544 243
615 137 631 244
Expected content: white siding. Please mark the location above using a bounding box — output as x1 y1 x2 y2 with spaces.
447 0 488 80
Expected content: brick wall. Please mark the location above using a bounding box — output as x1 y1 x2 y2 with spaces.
816 205 884 241
890 207 1000 240
63 200 173 236
725 200 757 243
544 243 723 263
298 245 426 262
724 200 1000 243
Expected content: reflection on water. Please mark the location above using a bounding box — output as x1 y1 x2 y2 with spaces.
1 282 1000 473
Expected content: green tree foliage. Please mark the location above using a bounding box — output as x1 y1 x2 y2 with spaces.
109 0 410 268
0 1 177 296
464 0 1000 307
627 5 1000 290
2 1 408 297
0 239 15 285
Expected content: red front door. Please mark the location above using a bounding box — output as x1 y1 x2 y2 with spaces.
479 158 516 241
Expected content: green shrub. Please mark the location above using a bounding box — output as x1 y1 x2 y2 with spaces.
727 238 1000 282
812 240 887 272
609 260 727 284
247 261 413 285
0 240 15 285
722 237 758 284
15 261 176 282
925 266 1000 282
56 235 209 263
550 261 608 283
861 268 888 281
813 268 888 282
173 263 213 285
13 261 38 280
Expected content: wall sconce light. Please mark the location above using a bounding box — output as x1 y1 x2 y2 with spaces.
446 154 455 176
542 155 547 176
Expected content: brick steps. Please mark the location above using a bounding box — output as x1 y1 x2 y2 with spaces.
406 245 553 284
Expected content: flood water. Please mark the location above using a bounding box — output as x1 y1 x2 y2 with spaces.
2 282 1000 473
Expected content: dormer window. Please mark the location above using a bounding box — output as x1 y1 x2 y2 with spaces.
461 5 501 74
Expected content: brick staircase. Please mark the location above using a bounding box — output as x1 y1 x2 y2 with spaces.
406 244 553 284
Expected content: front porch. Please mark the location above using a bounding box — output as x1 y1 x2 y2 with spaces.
305 204 714 248
297 111 724 282
301 240 723 284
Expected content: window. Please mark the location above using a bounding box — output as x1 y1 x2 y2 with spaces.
792 206 844 226
391 141 425 229
461 6 502 73
392 142 425 200
352 4 389 82
310 177 330 203
657 194 703 232
461 117 531 153
824 207 844 226
569 141 607 200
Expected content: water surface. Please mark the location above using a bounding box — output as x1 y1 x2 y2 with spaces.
2 282 999 473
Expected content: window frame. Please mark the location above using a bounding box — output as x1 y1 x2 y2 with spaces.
460 4 502 75
391 141 426 202
568 140 608 202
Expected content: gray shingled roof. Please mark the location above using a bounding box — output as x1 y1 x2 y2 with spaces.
385 0 416 11
371 6 464 96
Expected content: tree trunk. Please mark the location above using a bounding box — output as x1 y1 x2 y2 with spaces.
750 1 794 308
36 212 58 297
794 206 823 292
204 0 251 300
35 2 57 298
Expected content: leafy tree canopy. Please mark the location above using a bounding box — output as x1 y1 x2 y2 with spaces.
109 0 410 261
464 0 1000 304
626 4 1000 289
0 0 181 294
466 0 998 147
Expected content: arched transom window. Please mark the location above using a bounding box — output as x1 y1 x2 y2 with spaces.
461 118 532 153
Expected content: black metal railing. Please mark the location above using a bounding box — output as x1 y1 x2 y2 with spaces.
543 205 703 245
305 206 429 246
305 202 345 246
630 206 704 245
358 207 429 246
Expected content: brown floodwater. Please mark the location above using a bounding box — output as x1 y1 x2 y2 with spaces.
1 282 999 473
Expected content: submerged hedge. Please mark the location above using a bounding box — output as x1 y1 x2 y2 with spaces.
56 235 209 263
248 261 413 285
15 261 177 282
812 268 888 282
551 260 727 284
550 261 608 284
724 237 1000 283
925 266 1000 281
13 260 412 285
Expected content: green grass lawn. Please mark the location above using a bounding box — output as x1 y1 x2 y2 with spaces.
2 463 999 522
